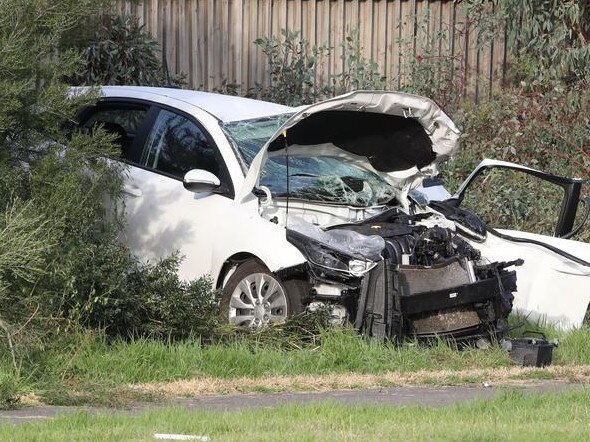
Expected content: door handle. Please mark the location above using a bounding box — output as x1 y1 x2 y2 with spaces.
122 184 143 197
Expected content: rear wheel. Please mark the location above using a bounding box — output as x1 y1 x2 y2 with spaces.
221 260 305 327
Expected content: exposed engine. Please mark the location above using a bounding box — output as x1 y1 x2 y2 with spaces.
283 207 521 343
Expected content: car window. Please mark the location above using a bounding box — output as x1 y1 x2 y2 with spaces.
82 105 149 159
84 108 147 134
141 109 227 181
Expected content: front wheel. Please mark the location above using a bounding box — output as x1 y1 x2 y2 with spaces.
221 260 304 327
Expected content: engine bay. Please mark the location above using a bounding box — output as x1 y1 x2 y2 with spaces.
273 200 521 342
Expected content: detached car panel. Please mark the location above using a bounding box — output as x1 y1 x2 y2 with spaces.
76 87 590 340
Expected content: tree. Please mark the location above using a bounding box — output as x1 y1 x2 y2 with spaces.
0 0 123 388
500 0 590 85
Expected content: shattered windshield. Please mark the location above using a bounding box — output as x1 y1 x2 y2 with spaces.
260 155 397 206
222 114 293 166
223 115 398 206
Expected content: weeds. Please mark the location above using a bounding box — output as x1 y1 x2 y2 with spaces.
332 29 387 94
252 29 386 105
0 370 22 409
2 317 590 406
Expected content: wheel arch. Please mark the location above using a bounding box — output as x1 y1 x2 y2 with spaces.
215 252 265 290
212 240 307 290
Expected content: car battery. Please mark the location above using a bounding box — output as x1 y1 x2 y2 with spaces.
509 337 556 367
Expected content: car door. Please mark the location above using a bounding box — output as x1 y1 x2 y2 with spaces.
119 106 237 281
450 159 590 329
453 159 586 238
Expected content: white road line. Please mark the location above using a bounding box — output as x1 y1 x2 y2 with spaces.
153 434 210 441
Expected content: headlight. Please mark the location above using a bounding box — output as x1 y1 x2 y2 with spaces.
289 231 349 272
348 259 377 276
287 230 376 275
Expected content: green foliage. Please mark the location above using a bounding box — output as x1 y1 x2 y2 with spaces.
253 29 387 106
0 2 217 411
501 0 590 86
6 390 590 441
81 255 221 341
30 327 509 389
458 167 567 236
215 307 333 350
254 29 332 106
332 29 387 94
212 79 241 96
442 85 590 240
398 15 467 110
0 0 106 152
0 201 53 297
69 14 181 87
416 1 590 240
396 1 590 102
0 1 114 362
0 371 22 409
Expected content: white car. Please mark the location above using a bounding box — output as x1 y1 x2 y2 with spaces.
76 86 590 341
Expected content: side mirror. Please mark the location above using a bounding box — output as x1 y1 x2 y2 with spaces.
183 169 221 193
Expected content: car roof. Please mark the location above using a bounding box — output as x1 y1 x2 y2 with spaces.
98 86 294 122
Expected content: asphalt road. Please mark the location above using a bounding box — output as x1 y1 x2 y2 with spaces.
0 380 582 425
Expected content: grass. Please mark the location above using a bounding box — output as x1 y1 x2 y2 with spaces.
25 328 509 405
57 329 511 382
2 388 590 441
47 324 590 381
3 323 590 407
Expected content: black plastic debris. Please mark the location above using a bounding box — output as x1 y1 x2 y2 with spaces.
508 337 556 367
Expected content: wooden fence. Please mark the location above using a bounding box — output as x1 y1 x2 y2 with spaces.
115 0 508 102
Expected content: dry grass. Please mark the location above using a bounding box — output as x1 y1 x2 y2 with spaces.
129 364 590 398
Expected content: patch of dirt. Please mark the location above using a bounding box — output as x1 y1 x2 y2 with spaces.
128 364 590 398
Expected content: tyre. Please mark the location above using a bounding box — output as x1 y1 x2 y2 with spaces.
221 259 305 327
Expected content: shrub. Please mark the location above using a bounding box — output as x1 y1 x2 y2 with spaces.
0 2 218 402
501 0 590 87
82 255 221 341
69 14 183 87
0 371 22 409
254 29 387 106
441 84 590 240
393 1 590 240
332 29 387 94
253 29 333 106
398 21 466 110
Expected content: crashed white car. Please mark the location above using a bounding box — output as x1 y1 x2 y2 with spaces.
76 87 590 341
